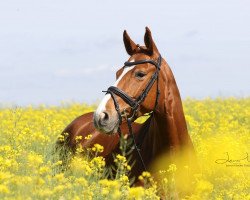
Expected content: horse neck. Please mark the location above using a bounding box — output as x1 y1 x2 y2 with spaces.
142 60 194 158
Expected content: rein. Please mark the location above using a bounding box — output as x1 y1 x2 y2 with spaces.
103 54 162 171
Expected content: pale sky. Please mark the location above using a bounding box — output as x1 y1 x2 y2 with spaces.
0 0 249 105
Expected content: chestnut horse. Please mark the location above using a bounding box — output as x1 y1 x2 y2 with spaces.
57 27 196 185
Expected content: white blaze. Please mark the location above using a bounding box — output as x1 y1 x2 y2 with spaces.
95 61 135 115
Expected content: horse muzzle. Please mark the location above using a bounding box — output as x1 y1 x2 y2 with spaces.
93 110 119 134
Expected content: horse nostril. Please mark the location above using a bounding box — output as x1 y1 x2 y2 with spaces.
103 112 109 121
99 111 109 125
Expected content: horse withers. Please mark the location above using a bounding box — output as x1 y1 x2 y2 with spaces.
57 27 197 194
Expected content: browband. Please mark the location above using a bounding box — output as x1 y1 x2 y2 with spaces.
124 56 161 70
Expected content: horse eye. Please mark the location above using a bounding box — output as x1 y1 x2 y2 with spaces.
135 71 146 79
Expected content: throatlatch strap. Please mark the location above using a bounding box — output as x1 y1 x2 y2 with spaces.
127 118 147 171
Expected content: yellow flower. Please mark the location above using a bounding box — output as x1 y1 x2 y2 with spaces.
142 171 151 178
37 189 53 198
35 177 45 186
167 164 177 173
119 174 129 183
71 157 93 176
126 165 131 171
54 173 65 182
53 185 65 193
91 144 104 153
128 187 144 200
0 184 9 194
75 177 88 187
90 156 105 170
99 179 120 189
76 145 84 154
0 99 249 199
57 134 65 142
84 134 93 140
0 171 13 181
39 166 50 175
27 152 43 167
195 180 214 195
52 160 63 167
75 135 83 143
115 154 126 162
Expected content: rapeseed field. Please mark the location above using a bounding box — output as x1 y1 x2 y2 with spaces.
0 98 249 199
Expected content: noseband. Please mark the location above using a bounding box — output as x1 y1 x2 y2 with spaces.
102 54 162 171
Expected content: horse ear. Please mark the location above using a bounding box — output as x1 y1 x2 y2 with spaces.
144 27 159 55
123 30 137 56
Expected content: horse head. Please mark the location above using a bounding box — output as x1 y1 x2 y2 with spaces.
94 27 163 134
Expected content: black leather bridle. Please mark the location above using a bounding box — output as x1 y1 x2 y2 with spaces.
102 54 162 171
